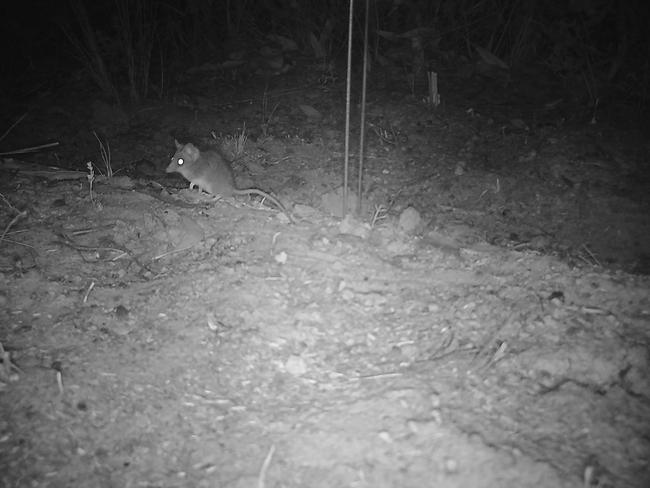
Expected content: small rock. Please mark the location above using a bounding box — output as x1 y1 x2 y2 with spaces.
321 187 358 217
285 355 307 376
398 206 422 234
298 104 322 119
114 305 129 320
339 214 370 239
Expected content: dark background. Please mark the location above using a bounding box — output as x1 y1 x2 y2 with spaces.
1 0 648 108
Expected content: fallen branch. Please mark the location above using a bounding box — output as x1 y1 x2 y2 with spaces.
0 142 60 156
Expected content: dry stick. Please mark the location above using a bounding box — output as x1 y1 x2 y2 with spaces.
357 0 370 214
0 211 27 243
0 342 22 380
0 193 28 244
0 142 60 156
257 444 275 488
54 231 153 274
0 113 27 143
581 244 601 267
0 192 19 212
0 342 9 379
153 246 194 261
470 314 517 372
56 370 64 395
82 281 95 303
92 131 112 177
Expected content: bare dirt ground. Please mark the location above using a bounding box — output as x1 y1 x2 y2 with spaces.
1 62 649 487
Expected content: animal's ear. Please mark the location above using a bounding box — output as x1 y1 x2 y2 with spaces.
174 139 183 150
185 143 199 160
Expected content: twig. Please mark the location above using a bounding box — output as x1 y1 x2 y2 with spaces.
234 123 247 157
54 230 153 274
0 237 35 250
83 281 95 303
0 194 27 244
0 192 19 212
581 244 601 267
0 113 28 143
471 314 516 371
92 131 112 178
0 212 27 243
153 246 194 261
86 162 96 205
0 342 22 382
257 444 275 488
370 204 388 228
261 88 279 137
56 370 64 395
0 141 60 156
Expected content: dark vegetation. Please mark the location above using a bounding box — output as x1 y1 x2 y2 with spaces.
1 0 648 110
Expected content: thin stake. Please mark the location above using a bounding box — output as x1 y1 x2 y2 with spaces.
343 0 355 217
357 0 370 214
